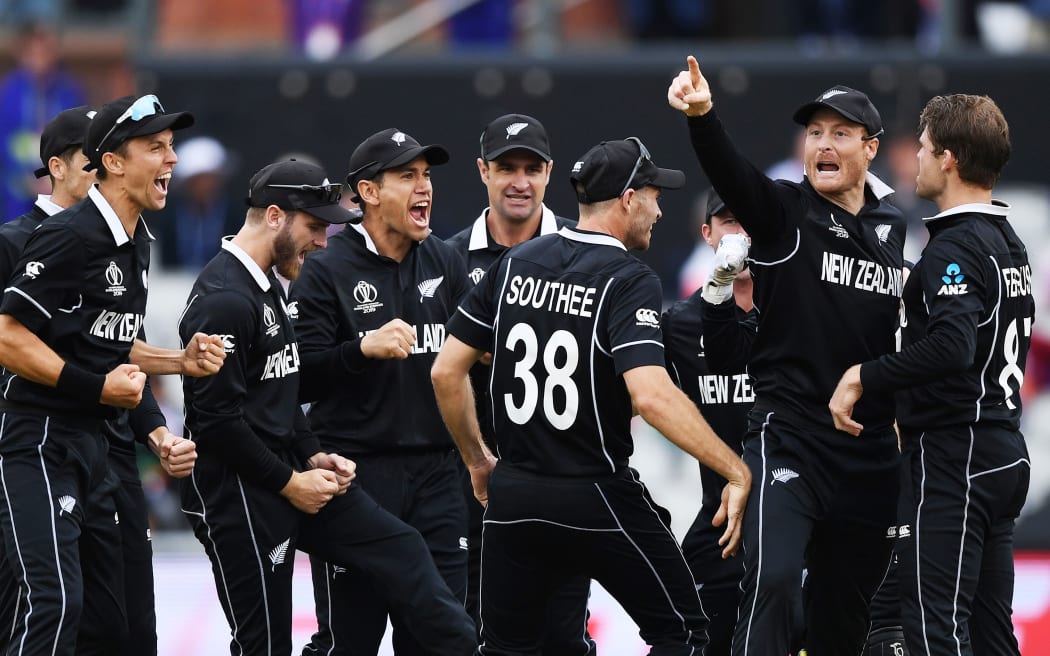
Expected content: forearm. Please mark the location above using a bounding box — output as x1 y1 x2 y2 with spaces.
129 379 167 445
129 339 185 375
0 314 66 386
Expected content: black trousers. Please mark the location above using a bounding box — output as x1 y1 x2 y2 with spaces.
0 411 125 656
463 464 596 656
681 500 743 656
732 410 898 656
305 449 469 656
478 464 707 656
181 453 475 656
108 446 157 656
898 424 1029 656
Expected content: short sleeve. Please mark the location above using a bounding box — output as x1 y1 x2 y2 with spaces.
0 224 86 332
605 271 666 375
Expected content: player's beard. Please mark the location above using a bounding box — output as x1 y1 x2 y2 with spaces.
273 221 301 280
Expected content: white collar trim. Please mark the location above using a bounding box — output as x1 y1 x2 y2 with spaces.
350 222 381 256
221 236 271 291
35 194 64 217
468 204 559 251
866 172 894 200
923 200 1010 223
87 185 155 245
559 226 627 251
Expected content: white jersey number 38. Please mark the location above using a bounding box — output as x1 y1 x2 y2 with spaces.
503 322 579 430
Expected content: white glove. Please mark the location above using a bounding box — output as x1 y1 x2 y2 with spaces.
701 233 749 304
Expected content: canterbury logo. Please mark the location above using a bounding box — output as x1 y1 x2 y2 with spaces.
25 261 44 278
505 122 529 137
770 468 799 485
269 539 290 571
58 495 76 515
418 276 444 302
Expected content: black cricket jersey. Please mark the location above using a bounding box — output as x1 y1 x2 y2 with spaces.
0 196 52 282
687 111 905 432
446 204 575 288
180 238 320 492
448 226 666 478
291 223 469 455
663 293 756 508
861 202 1035 431
0 186 153 418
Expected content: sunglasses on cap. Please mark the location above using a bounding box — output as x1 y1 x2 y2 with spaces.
266 182 343 205
619 136 652 197
95 94 164 154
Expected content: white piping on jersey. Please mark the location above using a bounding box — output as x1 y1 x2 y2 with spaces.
969 458 1030 480
178 294 198 329
590 279 617 472
455 306 492 330
487 259 518 462
467 204 558 251
594 482 696 654
235 476 274 655
974 254 1003 423
748 228 801 266
741 411 774 656
916 431 932 655
186 468 246 655
320 563 337 655
4 287 51 319
222 238 271 291
558 226 627 251
56 294 82 314
949 427 977 655
0 413 42 654
922 200 1010 224
611 339 664 352
594 340 611 357
349 222 383 255
483 518 621 531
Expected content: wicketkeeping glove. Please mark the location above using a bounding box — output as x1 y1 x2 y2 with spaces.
701 233 749 304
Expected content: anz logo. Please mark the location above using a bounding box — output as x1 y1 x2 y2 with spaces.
937 262 968 296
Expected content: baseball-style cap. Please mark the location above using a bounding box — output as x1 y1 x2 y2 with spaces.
569 137 685 204
247 159 358 224
84 94 195 169
793 85 883 139
345 128 450 202
34 105 96 178
480 113 552 162
704 189 727 224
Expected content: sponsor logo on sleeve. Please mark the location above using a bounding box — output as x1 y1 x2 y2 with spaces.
25 261 44 278
635 308 660 328
937 263 968 296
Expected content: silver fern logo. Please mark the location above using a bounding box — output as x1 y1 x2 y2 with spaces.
331 565 347 579
770 468 799 485
418 276 444 302
58 495 76 515
269 539 290 571
875 224 891 243
505 122 529 138
391 131 407 145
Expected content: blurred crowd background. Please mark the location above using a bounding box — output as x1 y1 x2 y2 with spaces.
3 0 1050 552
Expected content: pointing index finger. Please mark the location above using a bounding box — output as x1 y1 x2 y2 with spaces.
687 55 701 83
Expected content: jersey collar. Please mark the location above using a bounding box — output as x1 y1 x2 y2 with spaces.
349 222 382 256
468 204 558 251
923 200 1010 223
865 172 894 200
88 185 156 246
558 226 627 251
34 194 65 217
221 236 271 291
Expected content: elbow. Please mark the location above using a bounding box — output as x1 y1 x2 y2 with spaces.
430 357 457 397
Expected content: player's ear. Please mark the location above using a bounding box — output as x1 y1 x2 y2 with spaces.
477 158 488 183
543 160 553 185
101 151 123 178
357 179 381 207
264 205 283 229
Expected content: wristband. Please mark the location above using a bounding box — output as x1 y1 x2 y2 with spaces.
56 363 106 403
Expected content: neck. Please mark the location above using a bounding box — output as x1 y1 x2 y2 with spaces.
576 214 626 246
487 208 542 247
733 276 754 312
934 182 993 213
362 216 413 262
49 188 76 210
231 225 275 272
97 182 143 237
820 185 867 216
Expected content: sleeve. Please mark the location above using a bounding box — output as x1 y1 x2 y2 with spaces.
446 246 471 305
0 223 86 333
291 406 322 463
605 271 666 375
0 233 22 286
290 255 368 402
861 236 985 392
129 376 167 445
660 308 683 387
701 298 757 374
180 290 294 492
446 252 505 352
686 111 807 245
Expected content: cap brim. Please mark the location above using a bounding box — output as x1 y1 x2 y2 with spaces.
483 144 552 162
650 167 685 190
33 166 49 179
125 111 196 139
383 143 450 171
708 199 726 217
302 203 361 225
793 101 864 129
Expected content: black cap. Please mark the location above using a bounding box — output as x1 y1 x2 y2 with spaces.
704 189 727 224
793 86 883 139
84 95 195 169
35 105 95 178
346 128 450 203
569 138 685 204
247 159 358 224
480 113 552 162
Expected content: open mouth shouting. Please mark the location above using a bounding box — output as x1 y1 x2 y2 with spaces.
154 172 172 196
409 200 430 228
